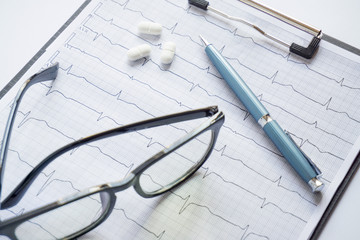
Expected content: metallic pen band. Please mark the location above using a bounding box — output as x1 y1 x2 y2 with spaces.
258 114 273 128
308 177 324 192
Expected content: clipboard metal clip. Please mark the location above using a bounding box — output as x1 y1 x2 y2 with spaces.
188 0 322 59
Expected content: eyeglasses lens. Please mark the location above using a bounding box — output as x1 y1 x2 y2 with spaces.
138 130 213 195
14 191 111 240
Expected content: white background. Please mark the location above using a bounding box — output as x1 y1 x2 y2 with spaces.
0 0 359 239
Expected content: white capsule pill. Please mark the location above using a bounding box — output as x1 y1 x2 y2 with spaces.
160 41 176 64
127 44 151 61
137 21 162 35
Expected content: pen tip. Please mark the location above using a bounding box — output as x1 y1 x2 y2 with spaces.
199 35 209 46
309 177 324 192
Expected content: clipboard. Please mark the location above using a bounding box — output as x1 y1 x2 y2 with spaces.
0 0 359 239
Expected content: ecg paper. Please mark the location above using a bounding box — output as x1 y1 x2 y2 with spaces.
1 0 360 239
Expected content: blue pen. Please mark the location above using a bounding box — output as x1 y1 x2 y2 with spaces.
199 35 324 192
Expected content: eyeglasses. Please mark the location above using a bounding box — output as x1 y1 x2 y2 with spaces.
0 63 225 239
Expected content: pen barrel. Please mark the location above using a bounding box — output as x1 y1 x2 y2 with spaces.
263 120 317 182
205 45 268 121
205 43 319 185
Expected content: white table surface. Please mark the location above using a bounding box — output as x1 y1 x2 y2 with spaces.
1 1 359 239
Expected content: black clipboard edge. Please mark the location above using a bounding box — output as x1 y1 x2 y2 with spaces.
310 152 360 239
323 33 360 57
0 0 92 100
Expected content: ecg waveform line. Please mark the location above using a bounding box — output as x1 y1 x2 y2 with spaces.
102 0 360 118
13 111 316 220
62 21 349 187
3 151 165 239
90 1 356 145
2 170 164 239
122 0 360 89
20 67 316 205
112 208 166 239
6 124 289 240
211 145 317 206
53 1 348 198
67 1 358 236
226 56 360 124
86 2 359 149
178 199 269 240
66 26 350 160
171 188 276 240
200 168 307 222
51 49 330 206
261 98 353 145
3 68 314 238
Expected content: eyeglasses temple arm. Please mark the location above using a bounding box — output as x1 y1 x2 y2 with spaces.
0 104 218 209
0 63 59 207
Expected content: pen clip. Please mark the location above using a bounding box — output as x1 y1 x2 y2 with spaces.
285 131 322 176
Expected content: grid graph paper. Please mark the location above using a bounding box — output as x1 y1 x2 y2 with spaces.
0 0 360 239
